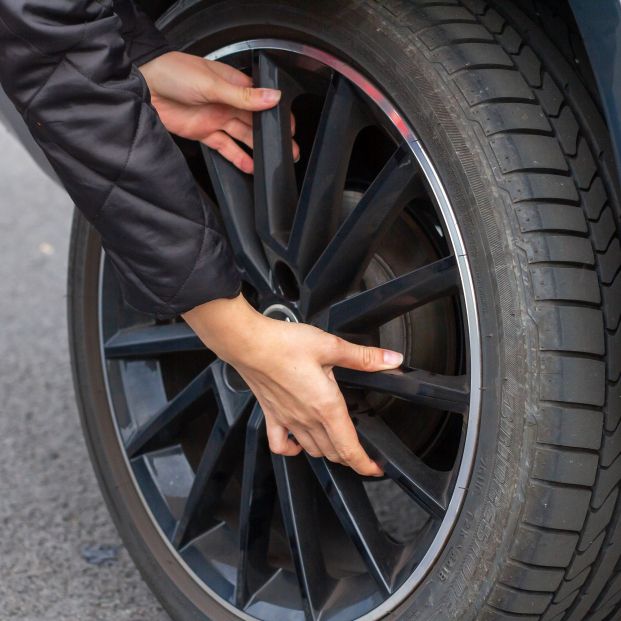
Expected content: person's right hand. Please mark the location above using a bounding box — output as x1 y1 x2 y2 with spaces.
182 294 404 476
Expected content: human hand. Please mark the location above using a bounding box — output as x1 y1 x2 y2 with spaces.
139 51 299 174
182 295 404 476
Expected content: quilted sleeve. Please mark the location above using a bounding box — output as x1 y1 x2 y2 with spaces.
113 0 173 66
0 0 241 319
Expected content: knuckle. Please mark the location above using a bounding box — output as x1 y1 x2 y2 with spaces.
223 119 237 134
317 408 331 423
242 87 254 102
317 402 337 421
361 346 375 370
339 446 357 463
269 442 286 456
325 334 343 357
280 417 296 429
208 133 225 150
198 77 215 100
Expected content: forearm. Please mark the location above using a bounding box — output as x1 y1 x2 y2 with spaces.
0 0 240 317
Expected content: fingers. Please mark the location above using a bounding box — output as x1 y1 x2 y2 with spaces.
212 116 299 170
213 79 282 111
265 415 303 457
326 336 403 372
207 60 253 87
289 429 323 459
203 130 254 174
312 426 343 464
322 402 383 476
223 118 253 150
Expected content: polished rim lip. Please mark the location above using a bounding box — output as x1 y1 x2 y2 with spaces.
96 39 482 621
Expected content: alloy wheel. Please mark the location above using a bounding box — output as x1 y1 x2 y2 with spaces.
98 41 481 621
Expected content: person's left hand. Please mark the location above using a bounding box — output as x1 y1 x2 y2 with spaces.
139 51 299 174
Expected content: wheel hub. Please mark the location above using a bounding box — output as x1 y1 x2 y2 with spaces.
262 302 299 323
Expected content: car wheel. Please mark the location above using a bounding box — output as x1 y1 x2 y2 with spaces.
68 1 621 619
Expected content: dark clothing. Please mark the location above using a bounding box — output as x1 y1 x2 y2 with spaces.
0 0 241 318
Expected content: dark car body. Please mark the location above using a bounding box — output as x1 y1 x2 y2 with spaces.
570 0 621 189
1 0 620 192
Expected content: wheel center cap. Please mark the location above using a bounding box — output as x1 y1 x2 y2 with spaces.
262 303 299 323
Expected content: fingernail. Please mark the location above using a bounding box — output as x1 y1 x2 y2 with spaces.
383 350 403 366
261 88 281 103
294 152 301 163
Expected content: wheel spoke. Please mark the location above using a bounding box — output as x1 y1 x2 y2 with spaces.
287 73 372 278
272 454 335 620
172 369 253 548
300 147 420 316
307 457 402 595
236 405 277 608
126 361 225 458
253 52 302 256
202 147 272 293
104 322 202 359
354 414 450 518
335 366 469 414
326 255 460 332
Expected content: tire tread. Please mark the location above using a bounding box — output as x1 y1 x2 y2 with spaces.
374 0 621 618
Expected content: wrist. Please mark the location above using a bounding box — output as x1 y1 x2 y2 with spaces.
137 51 174 98
182 294 268 365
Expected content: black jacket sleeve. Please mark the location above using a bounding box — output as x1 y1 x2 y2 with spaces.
0 0 241 319
113 0 173 66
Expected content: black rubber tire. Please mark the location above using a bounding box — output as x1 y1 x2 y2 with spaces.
68 0 621 619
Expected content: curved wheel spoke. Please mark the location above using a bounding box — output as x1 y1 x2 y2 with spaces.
272 454 336 620
253 52 302 256
236 405 277 608
172 371 253 549
202 147 272 293
104 322 202 359
307 457 403 595
301 147 420 316
326 255 460 332
335 366 469 414
288 73 372 277
354 414 450 518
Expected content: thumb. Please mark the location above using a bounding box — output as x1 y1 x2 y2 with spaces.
214 80 282 111
329 338 404 372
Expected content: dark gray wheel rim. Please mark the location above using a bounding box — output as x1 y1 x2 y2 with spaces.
98 40 481 621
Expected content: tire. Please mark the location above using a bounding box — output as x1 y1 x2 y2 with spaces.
68 1 621 620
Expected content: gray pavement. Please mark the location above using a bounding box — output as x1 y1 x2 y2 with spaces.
0 126 170 620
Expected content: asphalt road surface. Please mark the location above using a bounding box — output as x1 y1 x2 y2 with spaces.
0 125 170 620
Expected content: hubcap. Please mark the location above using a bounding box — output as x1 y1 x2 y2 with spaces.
97 39 481 621
262 303 299 323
